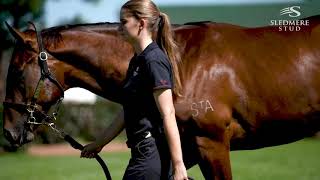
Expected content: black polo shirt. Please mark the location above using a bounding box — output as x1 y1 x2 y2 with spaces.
122 42 173 141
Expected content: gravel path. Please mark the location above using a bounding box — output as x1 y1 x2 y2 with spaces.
27 142 129 156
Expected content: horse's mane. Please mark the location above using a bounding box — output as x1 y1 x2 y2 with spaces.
39 21 191 47
39 22 120 47
184 21 212 26
41 20 214 35
43 22 120 33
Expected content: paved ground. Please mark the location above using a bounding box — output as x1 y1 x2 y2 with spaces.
27 142 129 156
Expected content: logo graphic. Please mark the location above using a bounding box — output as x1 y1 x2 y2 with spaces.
133 67 139 76
160 79 168 85
270 5 309 31
280 6 301 17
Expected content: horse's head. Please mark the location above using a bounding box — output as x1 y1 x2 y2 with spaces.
3 23 64 147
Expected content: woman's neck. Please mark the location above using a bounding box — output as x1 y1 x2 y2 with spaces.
133 36 153 55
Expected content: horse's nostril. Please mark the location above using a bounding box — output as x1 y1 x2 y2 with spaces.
26 131 34 141
3 129 18 142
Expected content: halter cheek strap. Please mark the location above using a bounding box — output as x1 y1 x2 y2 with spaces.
29 21 64 104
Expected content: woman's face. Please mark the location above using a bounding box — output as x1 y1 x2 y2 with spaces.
119 9 140 43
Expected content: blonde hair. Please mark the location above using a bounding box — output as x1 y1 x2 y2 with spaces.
122 0 182 96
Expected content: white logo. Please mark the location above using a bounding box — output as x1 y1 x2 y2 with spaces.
270 5 309 31
133 67 139 76
280 6 301 17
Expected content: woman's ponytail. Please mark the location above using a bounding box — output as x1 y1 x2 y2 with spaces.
157 12 182 97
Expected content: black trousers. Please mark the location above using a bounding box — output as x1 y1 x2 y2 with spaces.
155 133 173 180
123 136 173 180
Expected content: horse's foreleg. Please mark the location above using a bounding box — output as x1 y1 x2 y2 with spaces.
196 136 232 180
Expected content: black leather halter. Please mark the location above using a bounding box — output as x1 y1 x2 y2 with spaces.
3 22 112 180
3 22 64 125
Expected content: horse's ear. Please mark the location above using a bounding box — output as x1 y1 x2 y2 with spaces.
5 21 26 43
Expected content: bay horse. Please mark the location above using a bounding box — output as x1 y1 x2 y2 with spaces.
3 15 320 179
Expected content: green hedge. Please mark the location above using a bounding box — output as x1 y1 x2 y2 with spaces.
37 100 122 144
0 100 123 148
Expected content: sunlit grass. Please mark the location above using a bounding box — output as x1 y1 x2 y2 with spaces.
231 138 320 180
0 138 319 180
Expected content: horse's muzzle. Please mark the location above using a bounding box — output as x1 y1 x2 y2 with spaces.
3 128 20 147
3 128 34 147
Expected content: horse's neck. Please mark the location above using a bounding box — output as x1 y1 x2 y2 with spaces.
46 27 133 103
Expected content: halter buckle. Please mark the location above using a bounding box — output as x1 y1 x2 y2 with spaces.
39 51 48 61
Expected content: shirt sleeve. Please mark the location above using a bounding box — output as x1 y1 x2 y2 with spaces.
146 60 173 90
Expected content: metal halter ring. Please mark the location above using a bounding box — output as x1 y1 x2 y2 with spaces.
26 108 36 123
39 51 48 61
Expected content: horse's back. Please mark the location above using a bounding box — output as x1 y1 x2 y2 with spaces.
175 16 320 150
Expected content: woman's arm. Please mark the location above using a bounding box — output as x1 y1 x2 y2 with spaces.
81 109 125 158
153 89 188 180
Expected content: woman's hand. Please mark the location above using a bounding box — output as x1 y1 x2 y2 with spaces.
80 142 103 158
80 110 124 159
173 161 188 180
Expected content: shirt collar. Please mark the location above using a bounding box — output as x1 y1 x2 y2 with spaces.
136 41 159 58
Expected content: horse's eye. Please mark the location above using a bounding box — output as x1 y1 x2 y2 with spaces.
24 41 35 51
16 40 34 51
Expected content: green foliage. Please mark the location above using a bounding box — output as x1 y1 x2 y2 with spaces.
0 99 122 147
38 100 122 144
0 0 45 49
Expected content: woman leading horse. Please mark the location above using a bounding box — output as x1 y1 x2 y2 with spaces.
80 1 188 179
3 5 320 179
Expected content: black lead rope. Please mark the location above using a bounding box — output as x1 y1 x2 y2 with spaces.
63 135 112 180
